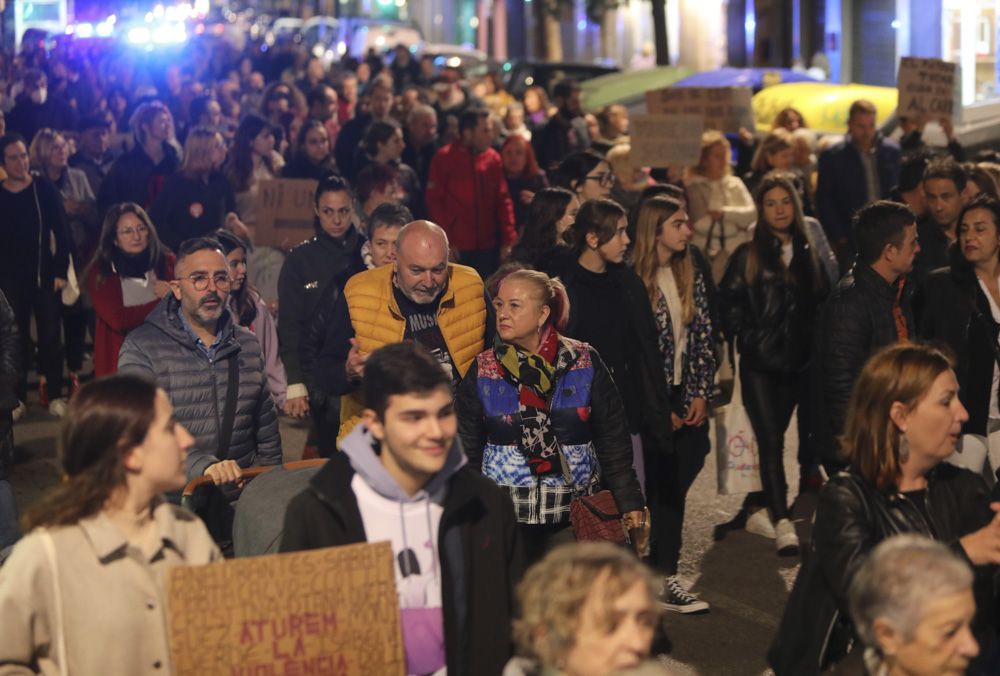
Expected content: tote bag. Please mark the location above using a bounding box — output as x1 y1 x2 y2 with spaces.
715 350 762 495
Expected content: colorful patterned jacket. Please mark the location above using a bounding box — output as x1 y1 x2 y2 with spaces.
456 336 644 525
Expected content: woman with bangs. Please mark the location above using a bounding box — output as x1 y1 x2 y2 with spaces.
149 127 238 253
631 195 717 614
720 172 830 555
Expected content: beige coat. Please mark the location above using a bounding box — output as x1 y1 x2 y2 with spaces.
0 501 220 675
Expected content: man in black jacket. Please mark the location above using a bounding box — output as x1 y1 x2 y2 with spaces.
816 201 919 466
532 79 591 174
914 157 967 281
281 342 524 676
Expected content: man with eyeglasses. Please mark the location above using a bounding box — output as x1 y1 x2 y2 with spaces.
119 237 281 487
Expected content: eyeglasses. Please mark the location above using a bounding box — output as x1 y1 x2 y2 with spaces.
584 172 615 187
181 272 232 291
117 225 149 238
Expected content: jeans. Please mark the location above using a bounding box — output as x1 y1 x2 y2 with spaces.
740 365 800 521
646 421 710 575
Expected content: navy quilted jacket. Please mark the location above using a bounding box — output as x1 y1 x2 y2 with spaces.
118 295 282 480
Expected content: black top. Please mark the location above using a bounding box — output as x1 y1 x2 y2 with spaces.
394 285 459 384
0 177 71 293
567 262 640 431
148 172 236 252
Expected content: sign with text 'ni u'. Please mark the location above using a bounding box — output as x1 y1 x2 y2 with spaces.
255 178 318 250
645 86 756 133
167 541 405 676
897 57 958 122
628 114 704 168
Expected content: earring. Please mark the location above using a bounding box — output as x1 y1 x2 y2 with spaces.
898 435 910 464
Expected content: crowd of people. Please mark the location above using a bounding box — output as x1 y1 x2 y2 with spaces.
0 29 1000 675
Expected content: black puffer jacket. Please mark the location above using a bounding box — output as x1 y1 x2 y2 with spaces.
917 256 1000 436
118 295 282 480
276 226 365 392
815 265 915 462
719 238 829 373
0 290 18 413
771 466 995 675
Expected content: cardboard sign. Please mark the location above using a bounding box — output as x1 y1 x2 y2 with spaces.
255 178 319 250
645 86 756 132
628 114 704 168
167 542 405 676
897 57 958 122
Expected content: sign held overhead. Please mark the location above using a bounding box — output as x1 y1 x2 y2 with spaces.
645 86 756 132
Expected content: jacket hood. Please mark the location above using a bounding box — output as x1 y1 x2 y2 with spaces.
145 293 237 353
339 423 467 502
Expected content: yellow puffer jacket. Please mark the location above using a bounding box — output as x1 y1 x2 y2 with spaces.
338 263 486 440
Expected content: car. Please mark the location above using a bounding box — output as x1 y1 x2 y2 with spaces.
673 67 819 92
302 16 339 49
346 20 422 60
418 43 491 79
502 60 619 99
264 17 303 47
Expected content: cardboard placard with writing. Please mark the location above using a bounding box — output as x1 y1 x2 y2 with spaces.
167 541 405 676
255 178 319 250
628 114 704 168
897 57 958 123
645 87 756 132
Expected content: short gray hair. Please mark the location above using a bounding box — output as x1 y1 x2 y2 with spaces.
849 534 973 648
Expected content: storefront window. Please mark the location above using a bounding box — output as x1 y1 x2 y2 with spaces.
942 0 999 102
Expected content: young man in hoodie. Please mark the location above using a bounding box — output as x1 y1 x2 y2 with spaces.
280 342 524 676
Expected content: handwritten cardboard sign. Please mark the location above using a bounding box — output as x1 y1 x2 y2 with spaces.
255 178 318 250
645 86 756 132
897 57 958 122
167 542 405 676
628 114 704 167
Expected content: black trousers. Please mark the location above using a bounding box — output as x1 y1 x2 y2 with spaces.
312 397 342 458
61 305 89 373
647 421 710 575
740 365 799 521
6 283 64 401
519 522 575 567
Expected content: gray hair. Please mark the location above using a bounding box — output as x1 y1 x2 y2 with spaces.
407 104 437 127
849 534 973 648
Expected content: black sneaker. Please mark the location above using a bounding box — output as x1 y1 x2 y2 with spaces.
661 576 709 614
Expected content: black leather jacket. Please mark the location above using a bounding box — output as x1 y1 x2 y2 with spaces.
719 239 828 373
917 255 1000 436
815 467 994 667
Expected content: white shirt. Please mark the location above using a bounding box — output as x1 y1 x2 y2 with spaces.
657 267 686 387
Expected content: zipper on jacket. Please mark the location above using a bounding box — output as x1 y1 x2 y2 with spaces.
895 491 937 538
209 358 222 457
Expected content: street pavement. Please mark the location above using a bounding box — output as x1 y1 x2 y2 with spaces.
7 404 812 675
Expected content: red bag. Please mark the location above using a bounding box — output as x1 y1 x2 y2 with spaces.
570 490 628 545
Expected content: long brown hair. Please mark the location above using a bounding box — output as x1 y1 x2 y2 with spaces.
842 343 954 494
22 375 159 532
86 202 170 285
632 196 694 326
744 171 823 293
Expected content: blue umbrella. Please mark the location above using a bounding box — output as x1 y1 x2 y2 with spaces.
673 67 819 93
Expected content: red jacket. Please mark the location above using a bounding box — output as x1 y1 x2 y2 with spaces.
426 142 516 252
87 254 175 377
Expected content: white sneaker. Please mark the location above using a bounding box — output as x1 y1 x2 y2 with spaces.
48 398 68 418
11 401 26 422
775 518 800 556
745 508 776 539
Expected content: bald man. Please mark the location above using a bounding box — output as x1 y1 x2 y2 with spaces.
317 220 487 448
